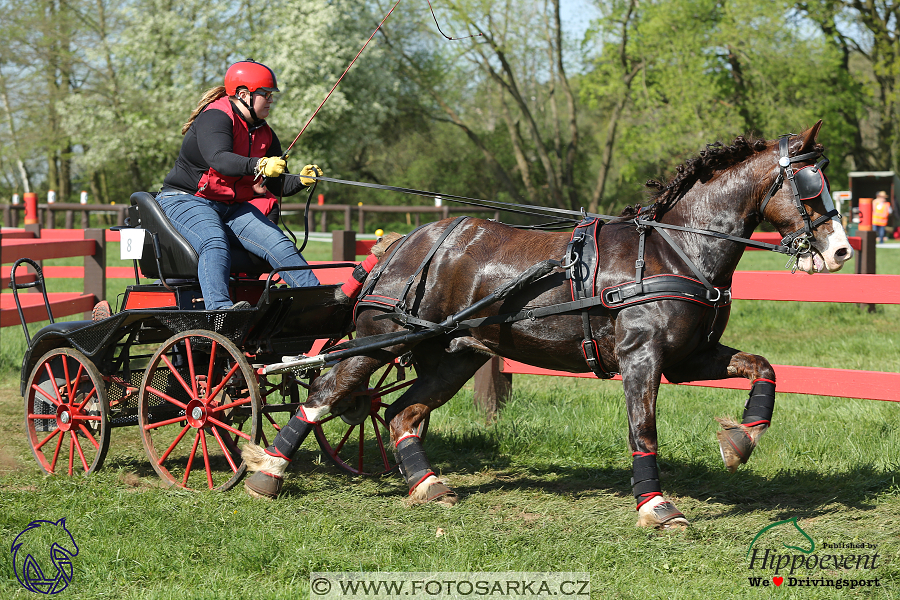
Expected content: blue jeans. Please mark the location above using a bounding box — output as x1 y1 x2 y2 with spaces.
875 225 886 243
156 191 320 309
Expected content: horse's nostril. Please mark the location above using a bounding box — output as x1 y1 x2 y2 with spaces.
834 247 850 260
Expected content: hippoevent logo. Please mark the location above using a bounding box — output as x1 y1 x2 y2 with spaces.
11 518 79 594
746 517 881 591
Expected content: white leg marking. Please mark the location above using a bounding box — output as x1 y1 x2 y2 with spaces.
301 405 330 422
242 444 289 476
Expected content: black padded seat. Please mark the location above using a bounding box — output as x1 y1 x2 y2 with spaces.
34 320 94 336
129 192 272 280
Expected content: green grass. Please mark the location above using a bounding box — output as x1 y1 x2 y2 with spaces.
2 377 899 598
1 244 899 599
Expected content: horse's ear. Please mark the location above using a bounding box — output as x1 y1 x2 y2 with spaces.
797 120 823 154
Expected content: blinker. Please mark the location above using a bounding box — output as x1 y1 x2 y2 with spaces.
793 164 838 216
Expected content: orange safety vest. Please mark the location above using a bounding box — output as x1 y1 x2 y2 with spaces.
873 199 892 226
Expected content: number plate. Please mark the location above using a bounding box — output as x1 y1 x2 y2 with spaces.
120 229 146 260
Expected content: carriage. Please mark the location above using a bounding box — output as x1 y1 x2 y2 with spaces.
10 191 420 491
11 124 854 528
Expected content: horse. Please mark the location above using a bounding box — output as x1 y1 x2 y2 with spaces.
243 121 853 528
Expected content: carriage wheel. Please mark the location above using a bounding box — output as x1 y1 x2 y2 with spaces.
24 348 110 476
313 359 427 476
137 330 260 491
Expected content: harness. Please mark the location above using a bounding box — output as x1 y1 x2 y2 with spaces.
310 135 837 379
759 135 840 261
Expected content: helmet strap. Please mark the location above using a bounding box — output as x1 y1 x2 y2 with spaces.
234 92 260 123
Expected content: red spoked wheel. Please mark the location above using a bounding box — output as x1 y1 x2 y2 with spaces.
137 330 260 491
313 359 426 476
24 348 110 476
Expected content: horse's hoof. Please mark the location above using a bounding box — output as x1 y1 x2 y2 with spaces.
244 471 283 500
409 476 459 506
717 427 752 473
715 418 767 473
636 499 690 529
425 481 459 506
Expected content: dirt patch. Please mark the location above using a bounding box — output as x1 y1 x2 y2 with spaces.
118 471 166 492
0 444 22 473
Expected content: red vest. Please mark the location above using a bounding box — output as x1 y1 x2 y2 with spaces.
196 95 276 204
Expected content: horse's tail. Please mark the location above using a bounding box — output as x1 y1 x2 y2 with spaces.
337 232 404 301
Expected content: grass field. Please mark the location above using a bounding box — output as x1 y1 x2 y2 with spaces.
0 245 899 598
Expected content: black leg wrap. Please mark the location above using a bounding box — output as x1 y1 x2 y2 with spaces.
631 454 662 505
268 414 314 461
395 436 435 492
742 379 775 426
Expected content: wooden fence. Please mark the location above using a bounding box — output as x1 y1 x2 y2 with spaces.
2 202 500 234
1 226 106 326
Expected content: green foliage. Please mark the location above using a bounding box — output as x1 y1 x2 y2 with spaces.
580 0 869 208
0 0 895 216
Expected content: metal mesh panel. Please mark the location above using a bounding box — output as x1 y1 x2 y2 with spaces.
33 378 58 432
106 369 144 427
154 311 251 344
66 314 129 356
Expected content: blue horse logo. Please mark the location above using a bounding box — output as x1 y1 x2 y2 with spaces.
11 518 79 594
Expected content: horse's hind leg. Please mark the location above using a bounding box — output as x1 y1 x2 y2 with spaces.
664 343 776 473
243 355 386 499
384 341 489 506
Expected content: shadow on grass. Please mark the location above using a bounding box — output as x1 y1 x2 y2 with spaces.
317 429 896 519
97 428 898 522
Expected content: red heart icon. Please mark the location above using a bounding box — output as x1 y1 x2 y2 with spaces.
773 577 783 586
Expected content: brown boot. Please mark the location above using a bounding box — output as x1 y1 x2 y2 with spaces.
92 300 111 321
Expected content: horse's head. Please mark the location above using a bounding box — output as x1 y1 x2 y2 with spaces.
758 120 853 273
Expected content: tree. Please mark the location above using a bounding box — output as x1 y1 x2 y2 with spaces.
377 0 591 211
580 0 867 211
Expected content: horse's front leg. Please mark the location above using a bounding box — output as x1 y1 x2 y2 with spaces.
618 340 691 529
243 355 387 499
663 343 776 473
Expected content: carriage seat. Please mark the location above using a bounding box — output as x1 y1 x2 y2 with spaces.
128 191 272 280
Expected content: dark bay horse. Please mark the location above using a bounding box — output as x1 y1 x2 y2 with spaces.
244 122 852 528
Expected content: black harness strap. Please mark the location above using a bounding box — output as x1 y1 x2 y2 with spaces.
567 219 614 379
356 217 468 319
396 216 468 312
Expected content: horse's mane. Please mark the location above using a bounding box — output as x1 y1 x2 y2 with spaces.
635 135 770 218
621 134 825 219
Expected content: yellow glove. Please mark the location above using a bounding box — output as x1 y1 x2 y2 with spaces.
300 164 323 186
256 156 286 178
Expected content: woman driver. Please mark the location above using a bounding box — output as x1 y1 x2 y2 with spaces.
156 59 323 310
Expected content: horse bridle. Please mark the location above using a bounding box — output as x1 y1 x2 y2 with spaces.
758 135 841 255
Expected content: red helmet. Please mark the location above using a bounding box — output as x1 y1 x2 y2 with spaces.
224 60 279 96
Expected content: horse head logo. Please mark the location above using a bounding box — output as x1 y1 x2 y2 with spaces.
11 518 79 594
747 516 815 558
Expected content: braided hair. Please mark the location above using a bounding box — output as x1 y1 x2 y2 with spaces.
640 135 771 218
